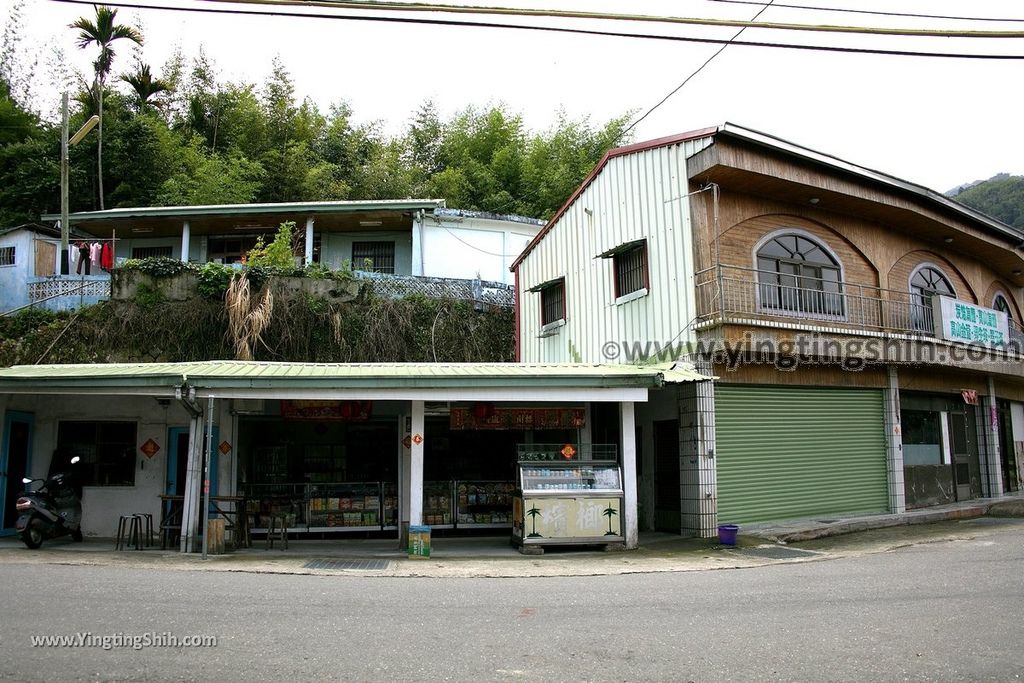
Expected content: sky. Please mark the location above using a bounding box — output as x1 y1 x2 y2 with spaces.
4 0 1024 194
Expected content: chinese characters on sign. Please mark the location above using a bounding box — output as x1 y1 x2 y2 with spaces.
934 298 1009 346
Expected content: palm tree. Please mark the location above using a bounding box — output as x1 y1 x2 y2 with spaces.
120 63 170 111
70 5 143 210
526 505 542 538
603 505 618 536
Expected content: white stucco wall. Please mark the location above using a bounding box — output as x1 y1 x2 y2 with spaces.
321 230 413 275
3 395 233 537
419 215 540 285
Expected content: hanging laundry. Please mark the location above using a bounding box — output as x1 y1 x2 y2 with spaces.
101 241 113 270
76 242 91 275
90 242 102 267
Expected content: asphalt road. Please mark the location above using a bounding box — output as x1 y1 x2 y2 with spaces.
1 525 1023 682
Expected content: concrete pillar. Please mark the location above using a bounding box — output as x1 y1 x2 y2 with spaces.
620 401 638 549
304 217 314 265
984 376 1004 496
884 366 906 513
680 358 718 537
409 400 425 526
180 412 204 553
411 212 424 276
180 221 190 263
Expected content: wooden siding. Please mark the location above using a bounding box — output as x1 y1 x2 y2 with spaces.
517 137 713 363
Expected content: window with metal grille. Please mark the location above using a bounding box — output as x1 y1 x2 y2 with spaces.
910 265 954 332
131 245 173 260
352 241 395 274
540 279 566 326
0 246 14 266
614 242 648 298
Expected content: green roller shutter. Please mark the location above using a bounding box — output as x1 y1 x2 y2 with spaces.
716 385 888 524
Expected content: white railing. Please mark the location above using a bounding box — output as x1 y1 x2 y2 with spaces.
356 272 515 308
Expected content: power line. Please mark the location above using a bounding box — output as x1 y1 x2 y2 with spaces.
706 0 1024 24
198 0 1024 39
620 0 775 139
48 0 1024 60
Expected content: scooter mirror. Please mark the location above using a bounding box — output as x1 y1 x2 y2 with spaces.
22 477 31 484
70 456 80 464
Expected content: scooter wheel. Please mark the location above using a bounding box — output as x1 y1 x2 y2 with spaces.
20 527 43 549
71 528 83 542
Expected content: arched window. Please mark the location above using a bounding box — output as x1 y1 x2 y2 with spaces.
994 294 1012 321
909 266 954 332
756 233 843 316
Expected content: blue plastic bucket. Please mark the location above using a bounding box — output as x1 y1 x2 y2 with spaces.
718 524 739 546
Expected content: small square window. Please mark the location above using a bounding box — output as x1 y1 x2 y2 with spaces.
614 242 648 298
0 246 15 266
540 279 566 326
131 246 173 260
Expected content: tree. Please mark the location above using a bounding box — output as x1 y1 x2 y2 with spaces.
952 174 1024 229
120 62 171 112
70 5 143 209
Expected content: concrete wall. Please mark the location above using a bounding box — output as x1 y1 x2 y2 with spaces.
321 231 413 276
420 216 539 285
3 394 233 538
0 230 34 312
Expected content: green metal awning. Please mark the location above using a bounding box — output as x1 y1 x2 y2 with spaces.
0 360 711 401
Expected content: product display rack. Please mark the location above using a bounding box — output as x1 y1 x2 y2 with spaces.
422 480 454 528
456 481 515 528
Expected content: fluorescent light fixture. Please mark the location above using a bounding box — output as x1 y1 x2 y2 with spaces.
359 220 383 227
131 227 153 234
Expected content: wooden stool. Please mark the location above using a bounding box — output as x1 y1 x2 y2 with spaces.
266 513 289 550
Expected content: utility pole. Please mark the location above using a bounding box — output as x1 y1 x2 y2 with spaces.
59 93 99 276
60 92 70 275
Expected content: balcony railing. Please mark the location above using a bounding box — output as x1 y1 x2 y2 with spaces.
696 265 1024 344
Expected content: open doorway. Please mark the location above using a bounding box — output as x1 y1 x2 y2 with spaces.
1 411 34 532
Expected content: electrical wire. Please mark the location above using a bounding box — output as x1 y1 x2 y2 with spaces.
620 0 774 139
47 0 1024 60
196 0 1024 39
706 0 1024 24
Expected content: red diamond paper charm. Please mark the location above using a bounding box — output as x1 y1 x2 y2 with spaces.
561 444 577 460
219 440 232 455
140 438 161 459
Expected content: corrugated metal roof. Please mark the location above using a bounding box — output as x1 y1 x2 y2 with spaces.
41 199 446 223
0 360 710 391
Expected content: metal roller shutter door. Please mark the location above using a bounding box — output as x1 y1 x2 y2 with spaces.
716 385 888 524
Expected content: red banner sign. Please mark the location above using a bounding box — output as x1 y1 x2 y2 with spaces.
450 407 586 431
280 400 373 421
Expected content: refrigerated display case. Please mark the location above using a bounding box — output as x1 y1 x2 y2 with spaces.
512 449 624 550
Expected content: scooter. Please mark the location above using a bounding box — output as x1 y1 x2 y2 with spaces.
15 456 83 549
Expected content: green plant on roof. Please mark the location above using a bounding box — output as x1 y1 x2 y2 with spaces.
526 505 542 538
603 505 618 535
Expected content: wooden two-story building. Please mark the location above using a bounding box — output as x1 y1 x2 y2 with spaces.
512 123 1024 537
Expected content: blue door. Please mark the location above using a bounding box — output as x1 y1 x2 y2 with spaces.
1 411 34 534
167 426 219 507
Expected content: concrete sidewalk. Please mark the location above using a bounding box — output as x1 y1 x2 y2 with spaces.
1 494 1021 578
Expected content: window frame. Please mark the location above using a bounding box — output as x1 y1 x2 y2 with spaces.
754 231 845 319
537 277 567 332
56 420 138 487
908 263 956 333
612 241 650 303
131 245 173 260
352 241 396 274
0 245 15 267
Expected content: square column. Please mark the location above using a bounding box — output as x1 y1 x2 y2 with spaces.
885 366 906 513
180 411 205 553
984 377 1004 496
180 221 190 263
304 217 315 265
620 401 638 549
680 363 717 537
409 400 425 526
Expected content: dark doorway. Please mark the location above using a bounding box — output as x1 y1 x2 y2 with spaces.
1 411 33 530
949 409 982 501
998 401 1019 492
653 420 680 533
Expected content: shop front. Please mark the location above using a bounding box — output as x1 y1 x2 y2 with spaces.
0 361 710 552
901 392 983 509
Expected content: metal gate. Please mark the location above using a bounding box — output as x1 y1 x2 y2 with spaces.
715 385 889 524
